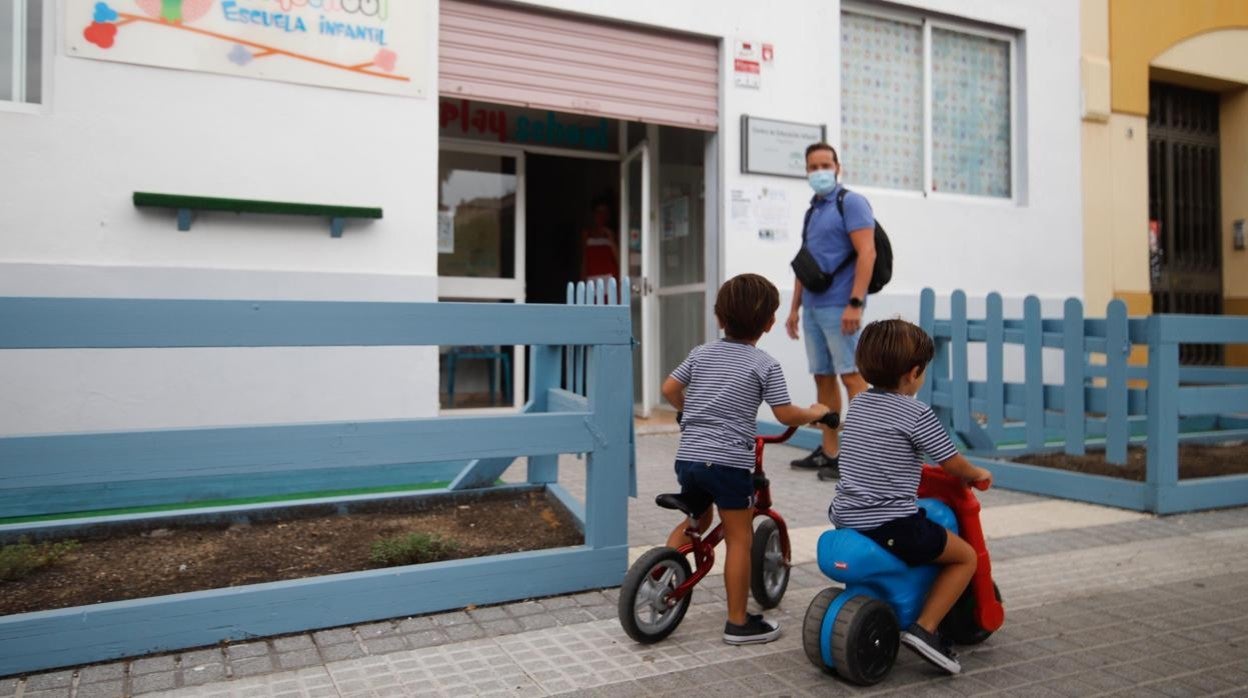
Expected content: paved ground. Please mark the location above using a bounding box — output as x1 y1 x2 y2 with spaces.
4 432 1248 697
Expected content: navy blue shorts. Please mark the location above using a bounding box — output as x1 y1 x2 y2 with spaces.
859 508 949 566
674 459 755 515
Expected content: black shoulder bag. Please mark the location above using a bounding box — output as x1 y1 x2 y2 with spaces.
790 205 832 293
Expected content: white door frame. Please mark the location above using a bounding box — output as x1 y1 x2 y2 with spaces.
620 141 655 416
436 142 527 413
437 138 627 413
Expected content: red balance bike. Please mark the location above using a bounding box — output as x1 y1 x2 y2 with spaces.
618 413 841 643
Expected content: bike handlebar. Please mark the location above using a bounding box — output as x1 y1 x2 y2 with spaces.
676 411 840 445
756 411 840 444
815 411 841 429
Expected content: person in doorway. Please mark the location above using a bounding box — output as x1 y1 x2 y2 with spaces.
830 319 993 674
786 143 876 481
663 273 831 644
580 194 620 283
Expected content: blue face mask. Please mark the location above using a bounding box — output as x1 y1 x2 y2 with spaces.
807 169 838 195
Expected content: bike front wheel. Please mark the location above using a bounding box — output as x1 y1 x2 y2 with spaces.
751 516 790 608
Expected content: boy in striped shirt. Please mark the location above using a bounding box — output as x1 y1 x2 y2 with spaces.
830 319 993 674
663 273 832 645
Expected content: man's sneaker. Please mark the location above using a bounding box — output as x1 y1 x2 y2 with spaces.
791 447 828 470
816 457 841 481
723 613 780 645
900 623 960 674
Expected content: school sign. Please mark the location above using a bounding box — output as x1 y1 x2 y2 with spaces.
66 0 427 97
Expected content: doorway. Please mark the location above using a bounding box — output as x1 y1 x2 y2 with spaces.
1148 81 1224 365
436 112 715 415
525 155 621 305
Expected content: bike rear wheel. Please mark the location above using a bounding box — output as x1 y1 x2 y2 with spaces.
618 547 692 644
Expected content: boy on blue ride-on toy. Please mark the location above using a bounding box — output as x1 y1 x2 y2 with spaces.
803 319 1003 685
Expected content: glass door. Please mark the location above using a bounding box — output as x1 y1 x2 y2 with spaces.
621 142 654 416
437 146 526 411
655 127 707 383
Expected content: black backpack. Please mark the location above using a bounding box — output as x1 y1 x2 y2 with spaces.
798 188 893 295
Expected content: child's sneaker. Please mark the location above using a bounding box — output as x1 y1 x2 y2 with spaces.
723 613 780 645
900 623 960 674
790 446 827 469
816 457 841 481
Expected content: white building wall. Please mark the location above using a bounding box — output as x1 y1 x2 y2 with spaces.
0 0 441 434
0 0 1082 434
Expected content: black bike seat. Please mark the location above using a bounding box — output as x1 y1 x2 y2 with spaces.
655 493 697 517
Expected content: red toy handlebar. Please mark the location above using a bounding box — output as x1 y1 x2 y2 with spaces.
917 465 1004 633
758 426 798 444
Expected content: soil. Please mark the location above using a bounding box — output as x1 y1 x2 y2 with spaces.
1009 442 1248 481
0 490 582 617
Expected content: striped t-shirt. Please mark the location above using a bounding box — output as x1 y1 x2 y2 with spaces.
830 389 960 529
670 340 792 470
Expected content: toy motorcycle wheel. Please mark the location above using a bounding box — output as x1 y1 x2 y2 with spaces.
802 587 842 671
750 517 789 609
618 547 692 644
940 581 1003 646
832 596 900 686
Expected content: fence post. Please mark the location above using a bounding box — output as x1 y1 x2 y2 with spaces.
565 283 575 391
1106 300 1129 464
1024 296 1045 450
919 288 936 406
986 292 1005 442
1063 298 1086 456
585 343 632 550
1146 316 1180 513
951 290 971 436
574 282 587 395
609 277 638 498
526 345 562 485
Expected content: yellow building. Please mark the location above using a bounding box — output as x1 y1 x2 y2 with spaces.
1082 0 1248 365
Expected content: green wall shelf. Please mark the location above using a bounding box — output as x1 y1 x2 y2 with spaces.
133 192 383 238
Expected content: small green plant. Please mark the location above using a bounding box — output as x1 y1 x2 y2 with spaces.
0 538 80 582
369 533 458 567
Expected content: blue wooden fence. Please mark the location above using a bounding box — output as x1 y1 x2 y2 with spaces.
561 278 638 500
920 289 1248 514
0 293 634 675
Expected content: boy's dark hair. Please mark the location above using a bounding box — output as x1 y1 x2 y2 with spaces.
805 142 839 164
715 273 780 341
856 319 935 389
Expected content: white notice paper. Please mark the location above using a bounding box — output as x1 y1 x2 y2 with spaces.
732 188 791 243
730 189 752 226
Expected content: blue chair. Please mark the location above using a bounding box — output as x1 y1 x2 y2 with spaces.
445 346 512 407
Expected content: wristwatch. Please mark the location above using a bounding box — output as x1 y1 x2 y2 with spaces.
848 296 864 309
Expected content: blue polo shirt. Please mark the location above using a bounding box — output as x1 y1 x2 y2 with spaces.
801 185 875 308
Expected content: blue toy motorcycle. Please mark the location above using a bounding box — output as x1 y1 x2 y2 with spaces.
802 466 1003 685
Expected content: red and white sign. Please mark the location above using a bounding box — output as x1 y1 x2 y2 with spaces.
734 58 760 89
734 39 759 61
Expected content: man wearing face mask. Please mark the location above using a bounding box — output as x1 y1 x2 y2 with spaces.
786 143 876 481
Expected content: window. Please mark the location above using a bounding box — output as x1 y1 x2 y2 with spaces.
437 151 518 280
841 7 1017 199
1 0 42 107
